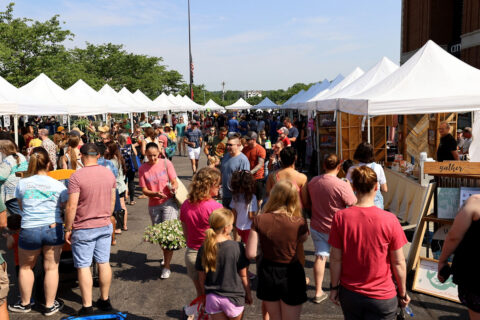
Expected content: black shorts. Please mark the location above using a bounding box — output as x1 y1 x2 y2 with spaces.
256 259 307 306
458 284 480 313
254 179 266 202
119 191 126 198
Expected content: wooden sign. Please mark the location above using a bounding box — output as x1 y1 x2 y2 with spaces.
424 161 480 175
412 257 460 303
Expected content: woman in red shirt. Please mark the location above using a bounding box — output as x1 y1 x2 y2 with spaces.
329 166 410 319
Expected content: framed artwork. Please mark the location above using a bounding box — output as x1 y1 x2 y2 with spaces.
412 258 460 303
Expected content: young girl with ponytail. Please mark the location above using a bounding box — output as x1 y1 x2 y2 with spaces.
195 208 252 320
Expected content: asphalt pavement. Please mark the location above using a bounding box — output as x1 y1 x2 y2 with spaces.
1 154 469 319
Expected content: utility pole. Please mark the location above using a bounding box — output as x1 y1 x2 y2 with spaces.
188 0 194 100
221 81 226 101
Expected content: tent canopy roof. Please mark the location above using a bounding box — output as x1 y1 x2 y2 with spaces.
225 98 251 110
253 97 278 109
341 40 480 115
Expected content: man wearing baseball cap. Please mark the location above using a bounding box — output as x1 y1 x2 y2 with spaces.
64 143 116 315
184 121 203 174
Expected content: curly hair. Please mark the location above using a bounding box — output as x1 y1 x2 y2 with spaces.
187 167 221 203
230 170 255 204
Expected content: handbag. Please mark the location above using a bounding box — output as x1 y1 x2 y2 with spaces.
164 158 188 205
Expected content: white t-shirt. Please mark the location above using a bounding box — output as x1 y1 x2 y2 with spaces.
230 194 258 230
346 162 387 187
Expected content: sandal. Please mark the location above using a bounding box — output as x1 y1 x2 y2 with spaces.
115 229 122 234
128 201 136 206
122 227 128 231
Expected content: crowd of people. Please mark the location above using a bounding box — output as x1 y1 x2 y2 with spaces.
0 111 476 320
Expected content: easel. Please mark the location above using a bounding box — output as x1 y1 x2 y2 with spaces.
406 161 480 273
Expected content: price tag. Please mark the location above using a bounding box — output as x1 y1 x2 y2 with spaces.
3 115 10 127
63 115 68 124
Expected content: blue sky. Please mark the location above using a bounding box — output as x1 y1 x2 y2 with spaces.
10 0 401 91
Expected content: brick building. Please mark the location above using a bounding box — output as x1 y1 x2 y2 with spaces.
401 0 480 67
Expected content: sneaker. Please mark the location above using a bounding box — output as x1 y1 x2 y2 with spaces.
96 298 113 312
160 268 171 279
8 300 31 313
77 306 94 316
43 299 64 316
312 292 328 304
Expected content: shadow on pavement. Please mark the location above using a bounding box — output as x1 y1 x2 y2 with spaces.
410 299 468 318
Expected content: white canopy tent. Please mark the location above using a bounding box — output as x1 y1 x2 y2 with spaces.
340 40 480 116
281 89 305 110
204 99 225 111
294 79 331 110
18 73 71 115
152 92 176 112
0 76 36 115
252 97 278 110
98 84 134 114
225 98 251 110
182 96 203 111
118 87 150 112
66 79 122 116
315 57 399 111
133 89 157 112
306 68 364 111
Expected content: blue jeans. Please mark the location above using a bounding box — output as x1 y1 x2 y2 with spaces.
19 224 65 250
71 224 113 268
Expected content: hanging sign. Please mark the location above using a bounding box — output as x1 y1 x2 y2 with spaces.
63 115 68 124
103 114 107 122
3 116 10 127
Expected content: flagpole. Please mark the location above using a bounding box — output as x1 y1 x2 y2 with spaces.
188 0 193 100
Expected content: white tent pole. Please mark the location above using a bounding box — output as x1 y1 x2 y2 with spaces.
14 115 18 146
367 116 371 143
130 113 134 134
68 116 71 131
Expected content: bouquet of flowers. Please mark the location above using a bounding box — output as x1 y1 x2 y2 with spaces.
143 219 186 250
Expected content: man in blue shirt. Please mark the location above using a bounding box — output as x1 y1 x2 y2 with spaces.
184 121 203 174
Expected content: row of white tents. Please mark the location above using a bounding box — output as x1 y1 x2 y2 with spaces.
3 40 480 119
0 74 229 117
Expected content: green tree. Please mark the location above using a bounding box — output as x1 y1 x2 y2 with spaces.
0 2 74 86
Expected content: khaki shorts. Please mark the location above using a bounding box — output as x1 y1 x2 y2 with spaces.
185 247 199 281
0 262 9 307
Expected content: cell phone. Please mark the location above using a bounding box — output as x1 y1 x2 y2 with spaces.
439 264 452 282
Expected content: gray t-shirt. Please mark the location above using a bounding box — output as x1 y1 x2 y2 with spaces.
185 128 203 148
195 240 250 306
221 153 250 198
288 126 299 139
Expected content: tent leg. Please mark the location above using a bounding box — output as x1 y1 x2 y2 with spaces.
130 113 134 134
338 111 342 159
367 116 371 143
68 116 71 131
14 115 19 146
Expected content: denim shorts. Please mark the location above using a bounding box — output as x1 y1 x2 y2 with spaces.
311 228 331 257
19 224 65 250
71 224 113 268
6 199 22 216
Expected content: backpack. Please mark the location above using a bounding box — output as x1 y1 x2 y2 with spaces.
162 134 177 159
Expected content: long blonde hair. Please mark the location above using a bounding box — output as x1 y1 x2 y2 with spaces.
188 167 221 203
66 136 80 170
262 180 302 218
201 208 234 273
0 139 20 165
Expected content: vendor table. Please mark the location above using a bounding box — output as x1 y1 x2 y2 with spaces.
382 168 430 227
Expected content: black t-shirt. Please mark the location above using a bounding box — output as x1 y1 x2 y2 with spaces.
437 134 457 162
195 240 249 306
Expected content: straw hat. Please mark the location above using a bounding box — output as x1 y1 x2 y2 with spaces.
98 125 110 133
70 127 84 136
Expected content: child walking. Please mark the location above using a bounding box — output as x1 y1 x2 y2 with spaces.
195 208 252 320
230 171 258 245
